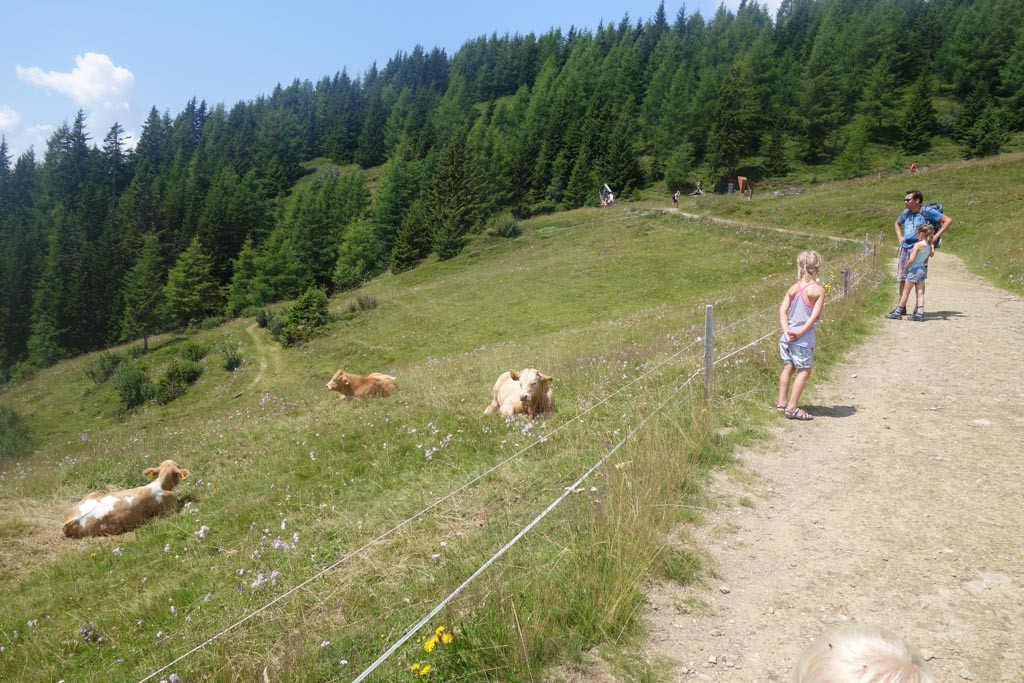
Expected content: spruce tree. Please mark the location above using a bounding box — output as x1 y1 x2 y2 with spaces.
427 132 481 261
898 73 937 154
163 237 222 328
390 200 432 274
120 234 165 350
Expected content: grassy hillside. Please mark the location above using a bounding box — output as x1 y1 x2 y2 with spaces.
0 154 1019 682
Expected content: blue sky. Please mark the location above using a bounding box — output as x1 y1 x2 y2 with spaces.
1 0 776 160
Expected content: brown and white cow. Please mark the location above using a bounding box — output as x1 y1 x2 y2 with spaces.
484 368 554 419
62 460 190 538
326 370 397 400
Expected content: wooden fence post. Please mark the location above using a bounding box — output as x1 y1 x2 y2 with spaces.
703 305 714 403
843 268 851 297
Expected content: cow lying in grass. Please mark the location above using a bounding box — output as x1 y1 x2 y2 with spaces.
63 460 190 538
484 368 554 419
326 370 397 400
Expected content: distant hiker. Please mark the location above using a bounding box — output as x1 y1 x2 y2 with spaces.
909 162 919 174
673 190 680 208
888 190 952 319
778 251 825 421
737 175 753 200
888 224 935 321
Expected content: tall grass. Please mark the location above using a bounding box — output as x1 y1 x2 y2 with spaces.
2 155 1017 681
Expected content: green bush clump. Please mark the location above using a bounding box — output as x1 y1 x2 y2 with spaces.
0 405 31 458
488 211 522 238
255 309 270 328
112 361 154 410
217 340 244 371
179 340 209 362
155 359 204 405
270 288 330 347
84 351 125 385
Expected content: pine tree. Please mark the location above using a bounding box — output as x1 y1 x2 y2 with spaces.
427 132 481 261
162 237 222 328
390 200 432 274
898 73 937 154
120 234 165 350
225 238 261 316
835 116 872 179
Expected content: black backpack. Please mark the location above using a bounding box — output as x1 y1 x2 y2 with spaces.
924 202 944 248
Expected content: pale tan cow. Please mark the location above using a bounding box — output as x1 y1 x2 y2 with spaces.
63 460 190 538
484 368 554 419
326 370 397 400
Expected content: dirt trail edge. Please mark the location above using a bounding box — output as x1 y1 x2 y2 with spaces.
641 253 1024 682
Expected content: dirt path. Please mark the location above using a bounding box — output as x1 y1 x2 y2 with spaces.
641 253 1024 682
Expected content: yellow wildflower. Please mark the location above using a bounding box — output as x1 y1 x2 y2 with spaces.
434 625 445 635
441 632 453 645
411 663 421 671
423 636 437 652
419 664 432 676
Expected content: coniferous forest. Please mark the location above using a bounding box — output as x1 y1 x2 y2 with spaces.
0 0 1021 381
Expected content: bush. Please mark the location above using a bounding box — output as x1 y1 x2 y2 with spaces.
255 309 270 328
84 351 124 385
112 361 154 410
198 316 227 330
487 211 522 238
216 340 244 371
0 405 31 459
348 294 378 314
155 359 204 405
179 340 209 362
275 288 330 347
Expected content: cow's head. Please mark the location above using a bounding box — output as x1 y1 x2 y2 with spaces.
326 369 349 393
143 460 190 491
516 368 553 406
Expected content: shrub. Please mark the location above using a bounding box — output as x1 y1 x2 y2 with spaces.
0 405 31 459
179 340 209 362
348 294 378 314
127 345 146 359
112 361 154 410
275 288 330 347
487 211 522 238
255 309 270 328
84 351 124 385
155 359 204 405
216 340 244 371
198 316 227 330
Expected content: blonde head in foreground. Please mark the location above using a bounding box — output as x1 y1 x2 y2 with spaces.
793 624 934 683
797 250 822 282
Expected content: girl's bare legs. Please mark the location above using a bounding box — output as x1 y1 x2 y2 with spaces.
786 368 813 411
915 281 926 310
779 364 796 407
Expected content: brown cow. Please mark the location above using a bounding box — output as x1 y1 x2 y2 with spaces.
63 460 190 538
484 368 554 419
326 370 397 400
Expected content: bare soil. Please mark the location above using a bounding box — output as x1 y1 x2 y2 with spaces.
638 253 1024 682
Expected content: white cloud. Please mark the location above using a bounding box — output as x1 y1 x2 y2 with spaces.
17 52 134 112
0 105 22 131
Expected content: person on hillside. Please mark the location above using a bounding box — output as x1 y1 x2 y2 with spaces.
888 224 935 321
778 250 825 421
737 175 753 200
792 624 935 683
910 162 919 175
888 190 952 320
673 189 680 208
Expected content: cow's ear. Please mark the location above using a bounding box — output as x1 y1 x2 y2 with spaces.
509 370 520 380
143 467 159 479
179 468 190 479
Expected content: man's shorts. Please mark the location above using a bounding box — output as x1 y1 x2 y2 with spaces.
906 265 927 283
780 341 814 369
896 245 914 281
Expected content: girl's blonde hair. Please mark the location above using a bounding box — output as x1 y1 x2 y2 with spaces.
797 250 822 281
793 624 934 683
916 224 935 244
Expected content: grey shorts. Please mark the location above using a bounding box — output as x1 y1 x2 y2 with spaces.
780 341 814 369
906 266 927 283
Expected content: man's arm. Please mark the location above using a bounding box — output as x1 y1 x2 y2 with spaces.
935 214 952 240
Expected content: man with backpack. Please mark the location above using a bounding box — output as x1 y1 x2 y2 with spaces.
887 190 952 320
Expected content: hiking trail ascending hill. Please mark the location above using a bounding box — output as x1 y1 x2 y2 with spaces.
633 253 1023 682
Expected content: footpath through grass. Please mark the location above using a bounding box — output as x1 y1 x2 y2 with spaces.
3 154 1020 681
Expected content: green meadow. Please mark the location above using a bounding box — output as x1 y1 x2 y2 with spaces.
0 154 1020 682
